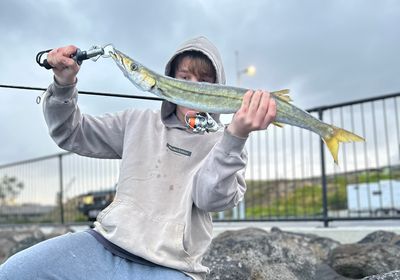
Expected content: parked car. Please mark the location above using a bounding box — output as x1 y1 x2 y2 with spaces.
77 187 116 221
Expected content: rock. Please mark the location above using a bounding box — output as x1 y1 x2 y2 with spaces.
0 225 45 263
362 270 400 280
328 230 400 278
329 243 400 278
2 225 400 280
315 263 355 280
0 225 74 264
203 227 339 280
270 227 340 262
45 225 74 239
358 231 400 247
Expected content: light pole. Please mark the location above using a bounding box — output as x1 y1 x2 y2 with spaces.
235 50 256 87
236 50 256 220
218 51 256 221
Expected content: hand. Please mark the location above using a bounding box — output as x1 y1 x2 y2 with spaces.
47 45 80 86
227 90 277 138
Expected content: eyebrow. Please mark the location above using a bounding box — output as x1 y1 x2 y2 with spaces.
176 68 190 73
176 68 215 82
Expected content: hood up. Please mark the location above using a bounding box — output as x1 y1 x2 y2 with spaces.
161 36 226 127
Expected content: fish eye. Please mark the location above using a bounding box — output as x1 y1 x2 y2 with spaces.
130 63 138 71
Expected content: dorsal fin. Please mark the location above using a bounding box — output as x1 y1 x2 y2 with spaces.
272 89 292 103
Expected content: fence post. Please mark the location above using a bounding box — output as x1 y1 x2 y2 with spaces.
58 154 64 224
318 109 329 227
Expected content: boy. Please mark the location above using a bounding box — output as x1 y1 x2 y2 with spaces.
0 36 276 279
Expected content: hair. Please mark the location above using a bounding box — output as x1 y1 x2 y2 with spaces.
169 51 216 83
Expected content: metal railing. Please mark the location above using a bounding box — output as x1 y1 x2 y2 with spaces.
0 85 399 227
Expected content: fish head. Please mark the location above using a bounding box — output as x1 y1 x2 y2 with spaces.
109 48 156 91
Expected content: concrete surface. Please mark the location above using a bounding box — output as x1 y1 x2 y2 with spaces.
43 220 400 244
212 220 400 244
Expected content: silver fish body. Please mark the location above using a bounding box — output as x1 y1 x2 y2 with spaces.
108 47 364 163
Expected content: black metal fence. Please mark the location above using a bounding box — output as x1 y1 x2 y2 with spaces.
0 85 399 227
241 92 400 226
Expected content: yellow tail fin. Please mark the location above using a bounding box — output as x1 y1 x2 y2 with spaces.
323 126 365 164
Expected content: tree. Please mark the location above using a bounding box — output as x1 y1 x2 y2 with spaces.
0 175 24 206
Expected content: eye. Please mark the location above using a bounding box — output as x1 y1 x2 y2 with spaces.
176 74 188 80
130 63 138 71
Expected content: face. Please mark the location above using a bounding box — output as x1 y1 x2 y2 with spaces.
174 57 216 124
174 57 215 83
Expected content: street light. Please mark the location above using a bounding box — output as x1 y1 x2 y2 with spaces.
218 51 257 221
235 50 256 86
236 51 256 220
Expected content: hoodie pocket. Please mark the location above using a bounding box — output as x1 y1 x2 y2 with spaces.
96 200 120 222
175 223 191 257
97 199 193 269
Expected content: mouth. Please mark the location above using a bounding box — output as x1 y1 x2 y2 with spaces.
109 49 129 71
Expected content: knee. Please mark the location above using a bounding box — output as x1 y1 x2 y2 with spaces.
1 256 26 280
0 249 43 280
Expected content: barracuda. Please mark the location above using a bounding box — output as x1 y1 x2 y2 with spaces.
109 47 364 164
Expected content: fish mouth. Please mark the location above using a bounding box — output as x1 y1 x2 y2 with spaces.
109 48 131 73
110 49 124 65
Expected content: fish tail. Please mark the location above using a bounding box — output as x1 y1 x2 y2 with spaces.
323 126 365 164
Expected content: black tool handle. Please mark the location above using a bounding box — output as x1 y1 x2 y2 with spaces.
72 49 85 65
36 49 53 69
36 48 84 69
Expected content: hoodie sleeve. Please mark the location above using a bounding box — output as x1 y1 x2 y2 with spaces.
192 129 248 212
43 79 125 159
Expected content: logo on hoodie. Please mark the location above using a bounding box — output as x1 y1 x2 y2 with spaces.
166 143 192 157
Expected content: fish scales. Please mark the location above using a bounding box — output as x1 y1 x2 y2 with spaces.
108 47 364 164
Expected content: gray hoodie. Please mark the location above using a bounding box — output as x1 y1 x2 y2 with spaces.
43 36 247 280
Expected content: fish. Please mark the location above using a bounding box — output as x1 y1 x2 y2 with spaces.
107 46 364 164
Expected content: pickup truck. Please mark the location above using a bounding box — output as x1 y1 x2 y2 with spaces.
77 188 115 221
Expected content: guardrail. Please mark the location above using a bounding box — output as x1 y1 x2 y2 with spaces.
0 85 399 227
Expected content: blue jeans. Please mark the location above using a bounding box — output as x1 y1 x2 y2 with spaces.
0 231 191 280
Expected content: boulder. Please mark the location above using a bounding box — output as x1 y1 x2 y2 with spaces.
0 225 45 263
269 227 340 262
315 263 355 280
362 270 400 280
329 243 400 278
358 231 400 247
203 227 340 280
328 231 400 279
0 225 73 264
2 225 400 280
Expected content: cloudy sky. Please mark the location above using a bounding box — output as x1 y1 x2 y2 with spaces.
0 0 399 165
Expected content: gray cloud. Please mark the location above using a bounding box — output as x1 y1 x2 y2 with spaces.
0 0 399 164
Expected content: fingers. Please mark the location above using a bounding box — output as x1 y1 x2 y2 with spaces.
245 90 276 129
47 45 80 85
239 90 253 114
228 89 277 138
254 90 270 125
47 45 78 69
240 89 266 116
262 97 276 128
60 45 78 57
